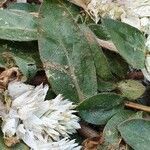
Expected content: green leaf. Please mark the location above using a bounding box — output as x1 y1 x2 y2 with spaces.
104 51 129 78
7 3 39 12
97 79 116 92
0 40 41 79
118 119 150 150
103 18 146 69
103 110 143 149
0 9 37 41
117 80 145 100
88 24 110 40
77 93 124 125
80 25 114 80
38 0 98 103
14 56 37 79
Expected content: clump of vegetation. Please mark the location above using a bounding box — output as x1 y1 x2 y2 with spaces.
0 0 150 149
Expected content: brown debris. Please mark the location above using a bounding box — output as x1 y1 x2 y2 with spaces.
0 67 21 92
30 70 48 86
80 122 104 150
78 123 99 138
82 136 104 150
4 136 20 147
2 0 41 8
27 0 42 4
1 0 16 8
126 71 144 80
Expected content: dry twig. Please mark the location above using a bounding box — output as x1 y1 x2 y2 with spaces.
125 101 150 113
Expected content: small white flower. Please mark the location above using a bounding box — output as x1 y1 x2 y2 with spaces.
140 17 150 34
2 81 81 150
2 117 19 137
122 17 139 28
16 125 81 150
36 138 81 150
87 0 124 23
8 81 34 99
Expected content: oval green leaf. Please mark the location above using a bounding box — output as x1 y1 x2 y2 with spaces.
97 79 116 92
103 110 143 149
0 9 37 41
80 25 114 80
0 41 40 79
117 80 145 100
38 0 98 102
118 119 150 150
77 93 124 125
103 18 146 69
7 3 39 12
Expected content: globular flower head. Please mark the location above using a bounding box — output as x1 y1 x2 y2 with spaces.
2 81 81 150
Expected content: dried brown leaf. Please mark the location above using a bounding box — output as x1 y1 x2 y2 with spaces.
4 136 20 147
0 67 21 92
82 136 104 150
78 123 99 138
69 0 90 10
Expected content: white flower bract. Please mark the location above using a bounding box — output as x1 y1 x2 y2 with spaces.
2 81 81 150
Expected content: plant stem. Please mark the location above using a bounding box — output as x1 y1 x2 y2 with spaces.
125 101 150 113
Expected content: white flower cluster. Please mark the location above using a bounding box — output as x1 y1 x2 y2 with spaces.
87 0 150 34
1 81 81 150
87 0 124 23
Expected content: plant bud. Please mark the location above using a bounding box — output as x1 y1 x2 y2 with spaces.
117 80 145 100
